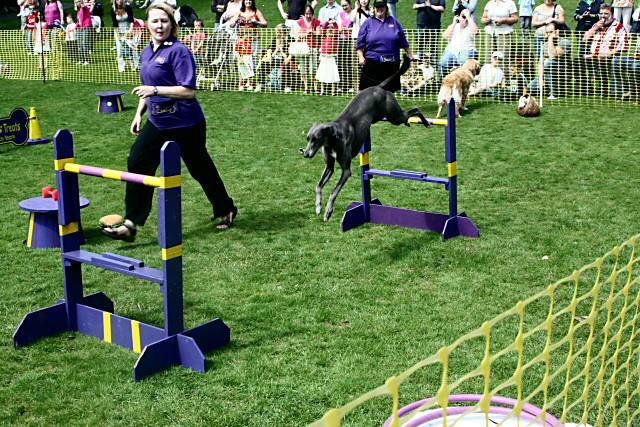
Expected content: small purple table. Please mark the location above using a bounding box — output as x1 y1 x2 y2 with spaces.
19 196 90 249
96 90 125 113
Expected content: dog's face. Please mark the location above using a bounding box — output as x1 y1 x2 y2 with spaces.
302 123 336 158
463 59 481 77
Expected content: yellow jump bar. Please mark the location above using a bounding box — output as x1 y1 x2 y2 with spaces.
408 117 448 126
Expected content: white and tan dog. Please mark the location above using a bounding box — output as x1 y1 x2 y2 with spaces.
436 59 481 118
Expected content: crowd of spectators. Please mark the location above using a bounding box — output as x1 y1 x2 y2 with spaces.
8 0 640 101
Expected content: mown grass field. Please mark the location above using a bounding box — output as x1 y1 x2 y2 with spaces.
0 79 638 425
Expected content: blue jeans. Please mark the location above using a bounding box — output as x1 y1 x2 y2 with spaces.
528 58 561 97
611 56 640 99
268 66 282 90
387 1 397 17
533 36 544 59
77 28 91 63
24 29 33 52
438 48 478 79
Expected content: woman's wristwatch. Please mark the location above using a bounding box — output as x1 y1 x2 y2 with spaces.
153 86 158 96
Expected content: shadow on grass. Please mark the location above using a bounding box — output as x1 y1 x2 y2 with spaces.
82 227 107 242
371 230 442 262
182 208 309 237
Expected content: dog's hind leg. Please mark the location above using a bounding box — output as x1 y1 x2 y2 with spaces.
460 89 469 112
384 100 410 126
436 104 444 118
316 153 335 215
324 167 351 222
405 107 433 128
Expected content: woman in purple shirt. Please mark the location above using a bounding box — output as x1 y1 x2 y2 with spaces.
356 0 415 91
103 3 238 241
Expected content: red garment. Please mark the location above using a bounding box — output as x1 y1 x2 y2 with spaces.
319 21 338 54
26 11 39 30
296 17 320 49
320 36 337 55
235 39 253 55
237 12 258 28
592 21 628 57
190 31 206 54
132 18 145 38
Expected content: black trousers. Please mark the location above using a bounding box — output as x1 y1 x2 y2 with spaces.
125 120 235 226
359 59 401 92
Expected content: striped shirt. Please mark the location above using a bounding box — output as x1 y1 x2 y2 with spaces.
590 20 628 58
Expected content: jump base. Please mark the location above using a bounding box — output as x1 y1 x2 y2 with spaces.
341 201 480 240
14 292 230 382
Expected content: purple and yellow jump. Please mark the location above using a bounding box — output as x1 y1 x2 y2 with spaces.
53 159 181 189
341 99 479 240
14 129 230 382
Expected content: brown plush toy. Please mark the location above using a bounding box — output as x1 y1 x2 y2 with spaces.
517 93 541 117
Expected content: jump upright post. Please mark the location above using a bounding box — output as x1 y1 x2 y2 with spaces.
13 129 231 382
341 100 479 240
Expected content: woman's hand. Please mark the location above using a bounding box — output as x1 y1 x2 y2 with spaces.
132 85 156 99
130 114 142 135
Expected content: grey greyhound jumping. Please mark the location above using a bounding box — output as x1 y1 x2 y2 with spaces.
301 55 433 222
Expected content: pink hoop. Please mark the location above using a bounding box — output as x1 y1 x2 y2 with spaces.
383 394 562 427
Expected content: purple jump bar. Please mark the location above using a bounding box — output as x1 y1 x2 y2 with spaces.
63 250 164 284
75 164 152 186
366 168 449 185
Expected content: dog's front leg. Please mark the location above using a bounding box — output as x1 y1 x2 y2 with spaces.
324 167 351 222
405 108 432 128
316 155 335 215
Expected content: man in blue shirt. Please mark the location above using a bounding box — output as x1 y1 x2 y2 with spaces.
318 0 341 23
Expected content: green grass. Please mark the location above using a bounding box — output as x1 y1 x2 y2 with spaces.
0 79 638 425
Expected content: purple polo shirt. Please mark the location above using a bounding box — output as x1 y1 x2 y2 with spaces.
356 15 409 63
139 36 205 130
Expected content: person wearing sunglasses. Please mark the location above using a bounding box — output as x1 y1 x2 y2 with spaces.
439 8 479 78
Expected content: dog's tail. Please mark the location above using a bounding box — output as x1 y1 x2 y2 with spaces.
378 54 411 91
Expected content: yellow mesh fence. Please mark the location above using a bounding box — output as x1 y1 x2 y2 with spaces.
2 27 640 106
310 233 640 427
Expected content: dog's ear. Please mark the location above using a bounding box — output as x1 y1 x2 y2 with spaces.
471 59 480 74
308 123 325 140
329 123 343 145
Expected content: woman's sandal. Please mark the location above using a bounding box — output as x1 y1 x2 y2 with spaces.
101 219 137 242
214 206 238 230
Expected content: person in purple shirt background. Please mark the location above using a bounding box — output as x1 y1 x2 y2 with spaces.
102 2 238 241
356 0 415 91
